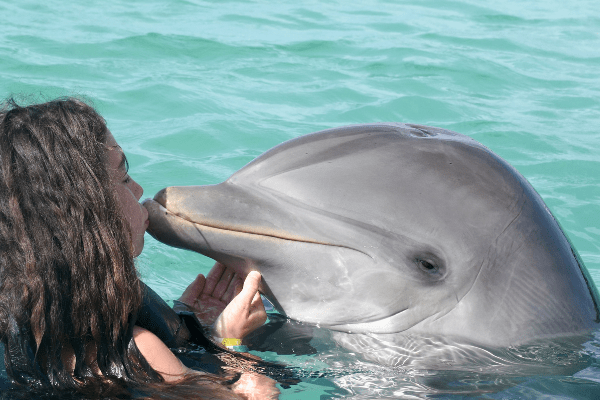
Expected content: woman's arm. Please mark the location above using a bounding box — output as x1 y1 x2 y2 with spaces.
138 269 277 398
134 265 267 379
133 325 188 382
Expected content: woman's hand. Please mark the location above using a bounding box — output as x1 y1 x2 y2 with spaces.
178 262 267 339
212 269 267 340
178 262 242 326
233 372 280 400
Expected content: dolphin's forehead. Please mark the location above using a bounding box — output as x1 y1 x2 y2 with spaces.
234 123 478 178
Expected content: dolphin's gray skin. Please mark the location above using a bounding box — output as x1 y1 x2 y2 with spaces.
144 123 599 351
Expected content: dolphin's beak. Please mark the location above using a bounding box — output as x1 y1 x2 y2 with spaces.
148 184 355 250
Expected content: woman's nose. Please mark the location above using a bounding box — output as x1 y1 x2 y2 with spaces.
133 179 143 200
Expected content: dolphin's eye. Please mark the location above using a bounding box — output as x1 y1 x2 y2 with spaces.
416 258 438 274
411 252 445 281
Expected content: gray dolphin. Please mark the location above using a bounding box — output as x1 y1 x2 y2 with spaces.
144 123 599 350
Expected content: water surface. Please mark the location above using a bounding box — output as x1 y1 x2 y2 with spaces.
1 0 600 398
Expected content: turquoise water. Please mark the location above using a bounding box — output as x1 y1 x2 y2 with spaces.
2 0 600 397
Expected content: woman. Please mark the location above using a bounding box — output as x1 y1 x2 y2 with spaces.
0 97 276 398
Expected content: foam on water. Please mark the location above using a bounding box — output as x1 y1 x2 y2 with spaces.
1 0 600 398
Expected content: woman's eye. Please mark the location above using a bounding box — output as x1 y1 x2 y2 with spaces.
122 174 131 183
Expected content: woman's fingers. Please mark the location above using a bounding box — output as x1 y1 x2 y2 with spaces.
177 263 266 333
249 290 267 328
237 272 266 319
212 268 235 299
250 291 262 309
203 262 252 304
204 262 227 295
212 271 266 339
178 273 206 305
222 274 243 303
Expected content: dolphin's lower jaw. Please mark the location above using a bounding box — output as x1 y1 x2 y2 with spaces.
144 199 420 334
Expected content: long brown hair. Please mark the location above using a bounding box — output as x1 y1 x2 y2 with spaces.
0 97 153 387
0 98 241 399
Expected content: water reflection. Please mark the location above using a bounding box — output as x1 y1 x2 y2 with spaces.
249 316 600 398
1 319 600 398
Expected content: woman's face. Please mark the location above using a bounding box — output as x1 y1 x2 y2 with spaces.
106 131 148 257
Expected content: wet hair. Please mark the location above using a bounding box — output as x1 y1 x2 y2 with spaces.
0 98 239 398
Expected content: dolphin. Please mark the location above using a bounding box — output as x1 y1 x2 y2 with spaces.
144 123 600 351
